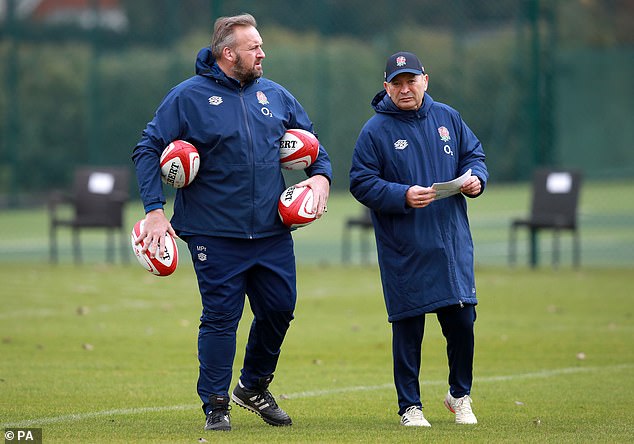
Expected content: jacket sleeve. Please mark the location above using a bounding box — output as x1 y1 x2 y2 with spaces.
306 141 333 184
456 115 489 197
131 90 183 213
349 128 411 214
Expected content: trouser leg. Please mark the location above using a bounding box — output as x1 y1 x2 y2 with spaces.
436 304 476 398
186 235 248 414
197 307 242 411
392 314 425 415
240 234 297 389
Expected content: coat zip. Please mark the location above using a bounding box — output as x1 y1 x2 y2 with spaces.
239 87 255 239
419 112 461 305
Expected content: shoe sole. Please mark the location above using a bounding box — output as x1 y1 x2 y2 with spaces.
400 421 431 427
231 393 292 427
204 425 231 432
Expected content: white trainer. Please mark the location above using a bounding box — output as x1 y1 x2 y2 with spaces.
444 391 477 424
400 406 431 427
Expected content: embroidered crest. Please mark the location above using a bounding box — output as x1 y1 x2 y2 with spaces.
438 126 451 142
198 252 207 262
256 91 269 105
208 96 223 106
394 139 408 150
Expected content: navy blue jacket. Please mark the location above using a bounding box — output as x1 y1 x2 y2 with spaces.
132 47 332 239
350 90 488 322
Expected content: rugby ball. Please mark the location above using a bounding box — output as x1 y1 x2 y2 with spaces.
279 129 319 170
130 219 179 276
278 185 317 228
160 140 200 188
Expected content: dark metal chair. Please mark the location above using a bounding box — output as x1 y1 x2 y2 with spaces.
509 168 583 268
342 207 374 264
49 166 130 263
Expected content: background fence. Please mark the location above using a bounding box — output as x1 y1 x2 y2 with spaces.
1 0 633 198
0 0 632 266
0 0 634 199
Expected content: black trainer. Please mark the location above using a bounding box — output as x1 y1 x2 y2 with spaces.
204 395 231 431
231 375 292 426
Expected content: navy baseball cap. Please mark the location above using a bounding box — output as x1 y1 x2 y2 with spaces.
384 51 425 82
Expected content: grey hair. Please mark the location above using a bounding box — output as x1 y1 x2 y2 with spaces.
211 13 257 59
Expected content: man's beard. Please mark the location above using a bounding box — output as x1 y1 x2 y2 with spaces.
232 53 262 84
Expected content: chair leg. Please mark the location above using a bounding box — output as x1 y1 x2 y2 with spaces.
121 228 129 263
529 228 538 268
72 228 81 264
509 225 517 266
106 230 115 263
573 230 581 268
360 231 369 265
50 224 58 264
552 228 560 269
342 226 351 264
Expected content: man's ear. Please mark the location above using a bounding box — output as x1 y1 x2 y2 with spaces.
223 47 234 62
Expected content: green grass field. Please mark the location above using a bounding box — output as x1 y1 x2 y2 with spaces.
1 264 633 443
1 182 633 442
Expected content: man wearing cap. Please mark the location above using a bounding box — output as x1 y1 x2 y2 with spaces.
349 51 488 427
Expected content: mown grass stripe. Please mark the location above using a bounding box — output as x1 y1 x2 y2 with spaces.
3 363 631 428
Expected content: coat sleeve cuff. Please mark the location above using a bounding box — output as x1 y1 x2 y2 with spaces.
144 202 164 214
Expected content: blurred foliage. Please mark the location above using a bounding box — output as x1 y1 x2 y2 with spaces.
0 0 632 203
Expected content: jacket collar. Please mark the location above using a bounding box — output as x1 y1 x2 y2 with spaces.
195 47 260 89
371 89 434 119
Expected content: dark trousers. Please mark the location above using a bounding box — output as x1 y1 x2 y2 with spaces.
185 233 297 415
392 304 476 415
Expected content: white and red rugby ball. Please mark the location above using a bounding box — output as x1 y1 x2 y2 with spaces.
278 185 317 228
130 219 179 276
160 140 200 188
279 129 319 170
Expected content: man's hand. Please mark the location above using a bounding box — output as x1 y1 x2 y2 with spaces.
460 176 482 197
134 208 176 259
295 174 330 218
406 185 437 208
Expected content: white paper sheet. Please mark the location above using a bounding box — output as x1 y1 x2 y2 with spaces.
431 169 472 200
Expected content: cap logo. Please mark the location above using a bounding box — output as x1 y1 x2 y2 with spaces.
438 126 451 142
396 56 407 67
